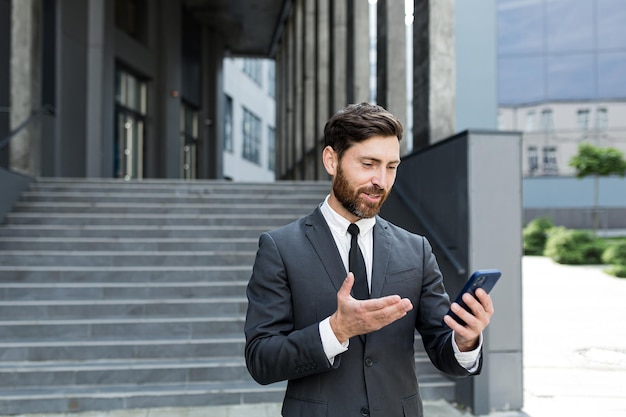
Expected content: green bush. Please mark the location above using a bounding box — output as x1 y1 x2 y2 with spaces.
602 241 626 266
523 217 554 255
605 265 626 278
544 227 605 265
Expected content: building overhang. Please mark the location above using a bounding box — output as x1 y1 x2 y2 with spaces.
183 0 292 57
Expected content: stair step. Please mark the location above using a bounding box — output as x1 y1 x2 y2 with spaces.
0 237 258 251
12 201 315 215
0 250 256 267
0 297 247 319
0 224 271 238
0 337 245 362
0 316 245 341
0 281 247 300
0 266 251 282
3 212 300 226
0 357 253 388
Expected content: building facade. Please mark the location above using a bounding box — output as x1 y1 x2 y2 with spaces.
223 58 276 182
497 0 626 177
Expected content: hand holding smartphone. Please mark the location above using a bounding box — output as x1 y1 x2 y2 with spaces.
445 269 501 327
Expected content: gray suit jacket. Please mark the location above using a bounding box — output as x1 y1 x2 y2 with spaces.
244 207 479 417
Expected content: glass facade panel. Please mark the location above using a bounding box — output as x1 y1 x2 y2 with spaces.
242 107 261 164
547 54 594 99
497 0 544 55
598 0 626 49
546 0 593 52
598 52 626 98
498 56 545 104
498 0 626 104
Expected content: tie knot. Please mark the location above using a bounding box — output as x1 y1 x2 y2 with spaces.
348 223 360 237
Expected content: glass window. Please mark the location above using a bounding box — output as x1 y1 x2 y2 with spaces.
267 60 276 98
115 0 147 44
598 0 626 49
598 52 626 99
242 107 261 164
577 109 590 130
527 146 539 176
243 59 263 86
596 108 608 130
268 126 275 171
180 102 198 179
547 54 595 100
224 95 233 153
525 110 536 132
541 109 554 132
542 146 558 175
498 56 545 104
114 67 147 180
497 0 544 55
546 0 593 53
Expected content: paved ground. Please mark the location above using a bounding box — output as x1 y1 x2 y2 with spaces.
521 256 626 417
4 256 625 417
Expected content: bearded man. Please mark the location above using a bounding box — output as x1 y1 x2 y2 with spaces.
244 102 494 417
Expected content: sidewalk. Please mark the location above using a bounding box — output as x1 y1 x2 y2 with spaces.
521 256 626 417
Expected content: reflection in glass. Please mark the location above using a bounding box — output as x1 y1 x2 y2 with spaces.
547 54 594 99
499 56 545 104
546 0 593 52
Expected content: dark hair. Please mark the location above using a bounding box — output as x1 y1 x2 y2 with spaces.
323 102 403 159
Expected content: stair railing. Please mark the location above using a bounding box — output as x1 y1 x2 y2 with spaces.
392 183 466 276
0 104 55 151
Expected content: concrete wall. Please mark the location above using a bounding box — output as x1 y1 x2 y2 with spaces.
455 0 497 132
381 130 524 414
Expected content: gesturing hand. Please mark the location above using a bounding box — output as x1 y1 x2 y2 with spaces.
329 273 413 344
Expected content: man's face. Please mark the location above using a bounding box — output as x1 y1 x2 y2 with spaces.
324 135 400 222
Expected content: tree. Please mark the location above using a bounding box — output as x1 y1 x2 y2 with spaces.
569 143 626 233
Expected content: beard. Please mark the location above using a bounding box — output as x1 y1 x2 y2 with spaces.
333 163 389 219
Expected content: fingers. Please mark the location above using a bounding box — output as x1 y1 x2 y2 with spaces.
338 273 355 299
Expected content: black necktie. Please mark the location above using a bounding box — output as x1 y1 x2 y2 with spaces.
348 223 369 299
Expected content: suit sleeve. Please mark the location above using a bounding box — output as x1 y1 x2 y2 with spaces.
416 237 482 377
244 232 333 385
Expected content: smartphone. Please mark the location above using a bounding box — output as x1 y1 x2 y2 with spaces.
445 269 501 326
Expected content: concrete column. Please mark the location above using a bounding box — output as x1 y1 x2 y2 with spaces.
413 0 455 150
0 0 9 169
285 17 295 178
293 0 303 179
160 0 182 178
351 0 370 103
276 44 288 179
377 0 407 154
85 0 105 177
202 27 224 179
10 0 41 176
330 0 347 112
303 0 316 179
315 0 330 179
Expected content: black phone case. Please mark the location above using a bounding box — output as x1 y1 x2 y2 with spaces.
446 269 501 326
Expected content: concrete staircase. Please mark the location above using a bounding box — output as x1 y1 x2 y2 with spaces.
0 178 454 415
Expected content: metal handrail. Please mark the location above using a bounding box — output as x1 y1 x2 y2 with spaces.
392 183 466 276
0 104 55 151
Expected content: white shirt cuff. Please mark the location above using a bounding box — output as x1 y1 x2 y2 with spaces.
452 331 483 373
319 316 349 364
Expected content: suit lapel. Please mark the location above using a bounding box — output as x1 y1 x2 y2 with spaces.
304 208 347 292
370 217 392 299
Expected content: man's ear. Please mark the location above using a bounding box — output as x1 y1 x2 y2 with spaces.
322 146 338 176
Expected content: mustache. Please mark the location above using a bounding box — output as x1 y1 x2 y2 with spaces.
359 186 386 195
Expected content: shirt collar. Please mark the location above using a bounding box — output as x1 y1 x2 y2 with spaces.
320 195 376 237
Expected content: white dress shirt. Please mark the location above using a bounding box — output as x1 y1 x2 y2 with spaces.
317 195 482 371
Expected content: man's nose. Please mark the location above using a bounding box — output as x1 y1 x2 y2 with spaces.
371 168 391 189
